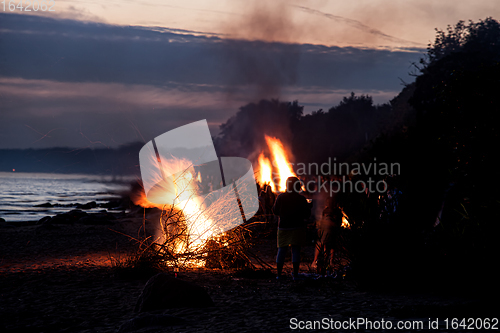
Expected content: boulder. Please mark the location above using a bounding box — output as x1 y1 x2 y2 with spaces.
118 313 185 332
0 218 14 228
48 214 72 224
94 212 116 220
135 273 214 313
99 199 123 209
35 223 60 233
37 216 52 225
76 201 97 210
77 212 115 225
47 210 88 224
66 209 88 219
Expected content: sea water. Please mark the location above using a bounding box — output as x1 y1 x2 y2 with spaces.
0 172 133 222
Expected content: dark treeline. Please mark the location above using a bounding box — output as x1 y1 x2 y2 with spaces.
0 142 143 175
214 94 401 164
351 17 500 294
1 95 402 176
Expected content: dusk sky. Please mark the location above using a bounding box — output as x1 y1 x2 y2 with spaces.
1 0 498 149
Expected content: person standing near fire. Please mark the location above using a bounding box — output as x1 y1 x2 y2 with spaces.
313 199 342 274
259 184 276 222
273 176 311 280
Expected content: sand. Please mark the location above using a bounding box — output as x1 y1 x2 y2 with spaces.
0 214 491 332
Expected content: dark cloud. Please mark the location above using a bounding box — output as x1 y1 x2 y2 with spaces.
0 13 423 88
0 13 424 149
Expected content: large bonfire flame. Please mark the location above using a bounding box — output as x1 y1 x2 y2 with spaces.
257 153 275 192
166 161 215 254
257 135 297 192
256 136 351 229
132 154 231 266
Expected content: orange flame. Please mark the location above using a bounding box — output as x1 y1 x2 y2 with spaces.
257 152 276 192
341 210 351 229
131 186 163 209
264 135 297 192
132 153 220 265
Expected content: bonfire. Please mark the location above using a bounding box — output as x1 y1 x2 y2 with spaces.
257 135 297 193
132 131 350 271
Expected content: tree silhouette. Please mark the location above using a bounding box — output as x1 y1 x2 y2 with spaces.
351 17 500 291
412 17 500 197
214 100 303 158
292 93 392 165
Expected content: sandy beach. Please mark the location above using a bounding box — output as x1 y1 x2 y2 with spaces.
0 210 494 333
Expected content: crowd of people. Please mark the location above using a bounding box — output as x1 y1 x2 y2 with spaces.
258 176 346 280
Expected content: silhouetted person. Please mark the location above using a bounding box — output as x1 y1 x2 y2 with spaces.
259 184 276 222
313 201 342 273
273 177 311 280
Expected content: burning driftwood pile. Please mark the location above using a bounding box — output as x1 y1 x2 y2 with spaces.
132 121 269 270
131 161 265 270
155 203 262 269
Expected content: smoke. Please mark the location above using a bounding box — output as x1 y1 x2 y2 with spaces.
218 0 301 101
211 0 304 164
224 0 299 43
214 99 302 162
